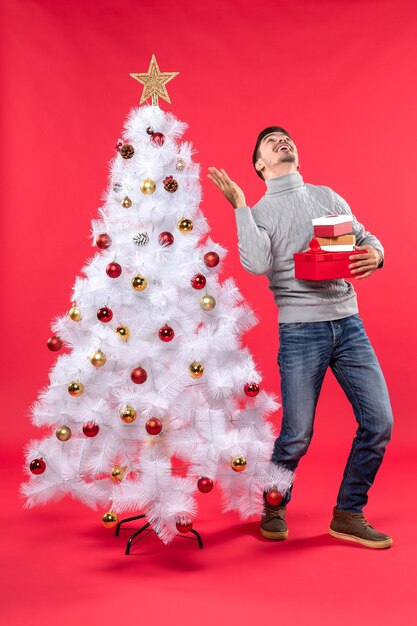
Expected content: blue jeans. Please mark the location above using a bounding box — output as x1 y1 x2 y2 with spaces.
271 314 393 513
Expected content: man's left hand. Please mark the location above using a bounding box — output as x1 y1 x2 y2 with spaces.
349 245 382 280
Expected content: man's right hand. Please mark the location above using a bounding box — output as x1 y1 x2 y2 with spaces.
207 167 247 209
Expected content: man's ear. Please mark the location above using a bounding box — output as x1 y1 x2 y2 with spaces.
255 160 264 172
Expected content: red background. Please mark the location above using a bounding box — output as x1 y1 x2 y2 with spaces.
1 1 416 624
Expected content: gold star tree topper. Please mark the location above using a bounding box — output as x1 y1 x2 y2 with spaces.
130 55 179 106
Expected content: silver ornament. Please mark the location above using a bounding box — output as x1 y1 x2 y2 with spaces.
133 232 150 246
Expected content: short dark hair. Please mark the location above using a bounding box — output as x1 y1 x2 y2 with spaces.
252 126 292 179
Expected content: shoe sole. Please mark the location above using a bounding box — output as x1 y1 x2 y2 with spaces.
260 528 288 541
329 528 393 549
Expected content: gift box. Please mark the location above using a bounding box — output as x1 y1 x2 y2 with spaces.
313 214 353 237
316 234 356 247
320 244 354 252
294 238 362 280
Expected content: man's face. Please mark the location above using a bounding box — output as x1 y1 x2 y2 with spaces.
256 132 299 176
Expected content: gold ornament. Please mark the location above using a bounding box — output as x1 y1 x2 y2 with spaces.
68 381 84 396
110 466 125 482
89 349 107 368
130 54 179 106
56 425 72 441
178 218 193 233
122 196 132 208
120 405 137 423
176 157 186 171
231 456 247 472
189 362 204 378
140 178 156 194
102 511 118 528
131 275 148 291
115 325 130 341
69 304 82 321
200 294 216 311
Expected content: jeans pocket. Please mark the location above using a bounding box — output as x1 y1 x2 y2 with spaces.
279 322 306 333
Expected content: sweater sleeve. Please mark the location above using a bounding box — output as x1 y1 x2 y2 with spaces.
328 188 384 269
234 206 273 275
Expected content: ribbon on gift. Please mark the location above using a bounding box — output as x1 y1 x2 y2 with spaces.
308 237 325 253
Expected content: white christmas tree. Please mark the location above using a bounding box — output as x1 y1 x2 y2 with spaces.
22 56 292 544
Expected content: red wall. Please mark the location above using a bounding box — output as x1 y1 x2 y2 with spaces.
2 0 416 450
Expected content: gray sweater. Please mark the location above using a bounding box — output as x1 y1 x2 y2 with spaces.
234 172 384 323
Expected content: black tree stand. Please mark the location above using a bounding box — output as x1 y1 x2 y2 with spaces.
115 513 204 554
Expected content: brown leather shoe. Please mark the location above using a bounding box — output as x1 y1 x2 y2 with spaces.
260 502 288 540
329 507 393 549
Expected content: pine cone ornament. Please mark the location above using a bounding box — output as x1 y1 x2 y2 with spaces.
133 232 150 246
163 176 178 192
120 144 135 159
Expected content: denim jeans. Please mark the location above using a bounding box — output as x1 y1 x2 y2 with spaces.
271 314 393 513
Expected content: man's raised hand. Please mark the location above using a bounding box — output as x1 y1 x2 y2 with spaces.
207 167 247 209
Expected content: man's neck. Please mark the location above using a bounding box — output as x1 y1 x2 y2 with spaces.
263 164 299 180
265 171 304 195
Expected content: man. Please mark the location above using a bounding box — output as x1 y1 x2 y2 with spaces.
208 127 393 549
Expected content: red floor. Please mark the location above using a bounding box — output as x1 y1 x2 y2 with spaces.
2 442 415 626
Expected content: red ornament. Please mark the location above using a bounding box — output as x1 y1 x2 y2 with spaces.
145 418 163 435
131 367 148 384
47 336 62 352
82 422 100 437
197 477 214 493
97 306 113 323
96 233 112 249
176 517 193 533
204 251 220 268
115 139 123 151
159 325 175 342
191 274 206 290
266 489 283 507
106 262 122 278
158 231 174 247
244 383 260 397
30 458 46 475
150 132 165 146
